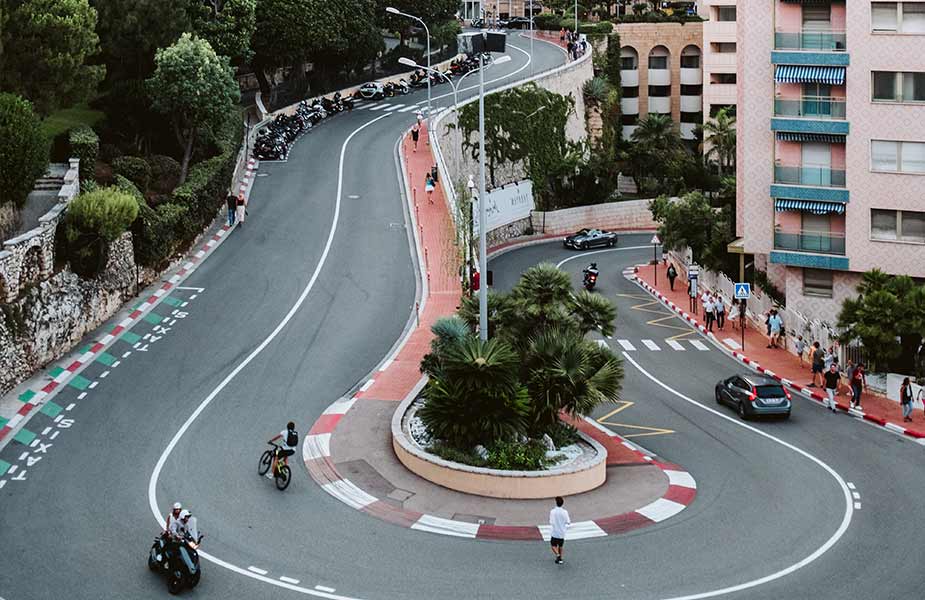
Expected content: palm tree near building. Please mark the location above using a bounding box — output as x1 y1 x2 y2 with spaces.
627 113 684 195
703 108 736 179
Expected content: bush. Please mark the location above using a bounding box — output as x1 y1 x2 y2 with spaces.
579 21 612 34
147 154 182 194
99 143 122 163
68 125 99 181
113 174 143 201
427 443 487 468
112 156 151 192
132 201 189 268
582 77 612 106
486 439 553 471
58 187 139 277
0 93 50 209
534 13 562 30
546 422 580 448
171 151 235 239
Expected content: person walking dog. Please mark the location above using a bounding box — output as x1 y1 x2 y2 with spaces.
549 496 570 565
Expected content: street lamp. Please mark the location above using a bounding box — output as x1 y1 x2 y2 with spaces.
574 0 579 33
387 7 432 125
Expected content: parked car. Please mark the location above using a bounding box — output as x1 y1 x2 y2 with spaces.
358 81 385 100
715 374 792 419
506 16 533 29
563 228 618 250
470 18 484 28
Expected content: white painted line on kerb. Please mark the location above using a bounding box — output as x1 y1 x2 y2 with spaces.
616 339 636 352
689 340 710 351
724 338 742 350
642 339 661 351
248 566 269 575
621 352 854 600
666 340 685 351
148 112 393 600
359 379 375 392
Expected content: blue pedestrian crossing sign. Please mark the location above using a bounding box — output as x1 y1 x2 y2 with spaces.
734 282 751 300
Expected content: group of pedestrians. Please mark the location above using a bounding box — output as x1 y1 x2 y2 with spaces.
560 29 587 60
225 192 247 227
804 340 868 412
700 291 727 332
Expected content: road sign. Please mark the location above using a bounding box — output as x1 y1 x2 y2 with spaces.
650 234 661 245
688 264 699 281
734 282 751 300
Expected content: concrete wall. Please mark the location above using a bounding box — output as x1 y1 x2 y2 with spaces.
533 198 659 234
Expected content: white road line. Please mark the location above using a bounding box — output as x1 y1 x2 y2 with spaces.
359 379 375 392
42 427 52 435
398 104 420 112
642 339 661 351
248 566 268 575
666 340 685 351
854 502 861 509
50 431 60 440
384 104 405 111
148 113 393 600
723 338 742 350
637 498 686 522
852 491 860 499
362 102 382 110
367 104 389 111
315 586 336 593
847 482 856 490
280 576 300 584
65 403 75 411
616 339 636 351
689 339 710 351
621 351 854 600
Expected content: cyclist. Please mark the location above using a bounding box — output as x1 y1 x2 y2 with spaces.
269 422 298 472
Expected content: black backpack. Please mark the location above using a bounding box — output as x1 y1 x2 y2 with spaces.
286 428 298 448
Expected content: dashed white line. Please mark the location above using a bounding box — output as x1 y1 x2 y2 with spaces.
315 585 336 593
77 392 87 400
689 339 710 351
852 491 860 499
112 360 121 367
398 104 420 112
41 427 52 435
854 502 862 509
50 431 60 440
666 340 685 351
642 339 661 351
616 339 637 351
280 576 300 585
88 381 99 389
18 452 28 461
248 566 268 575
65 403 75 411
99 371 109 379
122 351 131 358
847 482 856 490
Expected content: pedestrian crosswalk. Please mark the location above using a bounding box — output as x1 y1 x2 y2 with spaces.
611 338 712 353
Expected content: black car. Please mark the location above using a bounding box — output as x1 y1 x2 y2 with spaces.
563 228 618 250
507 16 534 29
715 374 792 419
470 18 484 28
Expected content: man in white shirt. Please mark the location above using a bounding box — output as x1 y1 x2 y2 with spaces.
549 496 571 564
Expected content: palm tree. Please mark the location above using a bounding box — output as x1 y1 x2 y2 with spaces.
420 316 471 378
703 108 736 179
570 290 617 337
631 113 679 152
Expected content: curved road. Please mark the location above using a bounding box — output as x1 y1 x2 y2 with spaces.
1 32 922 600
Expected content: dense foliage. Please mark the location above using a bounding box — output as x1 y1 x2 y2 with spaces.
0 93 50 209
649 192 734 276
68 125 99 181
57 187 138 276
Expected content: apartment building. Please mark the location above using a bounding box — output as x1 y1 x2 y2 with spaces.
461 0 539 21
617 22 704 140
737 0 925 323
699 0 738 121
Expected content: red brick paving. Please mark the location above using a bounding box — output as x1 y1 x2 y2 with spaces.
562 413 650 466
635 263 925 437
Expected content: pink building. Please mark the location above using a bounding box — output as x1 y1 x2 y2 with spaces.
737 0 925 323
700 0 738 122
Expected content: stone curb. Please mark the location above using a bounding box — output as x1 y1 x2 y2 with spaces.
628 269 925 443
0 159 260 449
302 389 697 541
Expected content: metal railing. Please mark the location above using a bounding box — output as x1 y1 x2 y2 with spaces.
774 96 846 119
774 164 846 187
774 30 847 51
774 229 846 254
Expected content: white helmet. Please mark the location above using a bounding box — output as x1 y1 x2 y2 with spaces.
172 502 182 510
179 510 191 520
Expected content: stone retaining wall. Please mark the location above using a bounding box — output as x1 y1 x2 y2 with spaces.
532 198 658 234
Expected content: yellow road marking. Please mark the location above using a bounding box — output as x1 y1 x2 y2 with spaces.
596 401 675 438
666 330 698 341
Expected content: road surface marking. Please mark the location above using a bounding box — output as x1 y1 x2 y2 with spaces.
642 339 661 351
362 102 382 110
368 104 390 111
723 338 742 350
359 379 375 392
248 566 268 575
621 351 854 600
666 340 685 351
854 502 861 509
398 104 420 112
279 576 300 584
847 482 856 490
689 339 710 351
385 104 405 111
315 586 336 593
616 339 636 351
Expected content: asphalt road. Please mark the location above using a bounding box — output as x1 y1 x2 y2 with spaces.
3 31 922 600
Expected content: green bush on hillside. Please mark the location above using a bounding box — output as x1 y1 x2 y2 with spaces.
0 93 50 208
58 187 139 277
147 155 182 194
112 156 151 192
68 125 99 181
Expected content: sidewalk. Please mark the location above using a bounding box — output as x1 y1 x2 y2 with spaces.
633 263 925 439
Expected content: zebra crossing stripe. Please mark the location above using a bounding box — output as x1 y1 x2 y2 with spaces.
361 102 381 110
385 104 405 111
617 339 636 351
398 104 420 112
666 340 685 351
689 340 710 351
641 339 661 351
368 104 389 111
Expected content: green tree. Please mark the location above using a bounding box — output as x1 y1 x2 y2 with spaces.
703 107 736 179
1 0 105 114
604 32 623 89
58 186 139 277
650 191 734 273
195 0 257 63
376 0 459 45
147 33 240 183
0 93 50 209
627 114 685 195
837 270 925 373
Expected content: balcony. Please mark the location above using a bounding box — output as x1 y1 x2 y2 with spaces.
649 69 671 86
774 229 846 255
770 251 850 270
774 96 845 120
648 96 671 114
680 68 702 85
774 164 845 188
621 69 639 87
771 29 849 67
680 95 702 112
621 96 639 115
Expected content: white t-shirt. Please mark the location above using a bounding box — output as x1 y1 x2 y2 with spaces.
549 506 571 539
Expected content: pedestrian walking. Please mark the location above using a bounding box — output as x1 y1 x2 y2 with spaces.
411 124 420 152
900 377 914 422
823 346 835 371
715 295 726 331
765 311 772 337
795 335 806 368
700 290 710 317
667 264 677 291
839 359 855 396
767 310 783 349
235 192 247 226
549 496 570 565
850 362 866 409
809 341 824 387
560 27 566 42
416 110 424 129
704 294 716 332
823 363 840 412
425 172 435 204
226 192 237 227
729 299 740 330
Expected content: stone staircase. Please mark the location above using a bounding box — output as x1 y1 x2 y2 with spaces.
33 163 68 191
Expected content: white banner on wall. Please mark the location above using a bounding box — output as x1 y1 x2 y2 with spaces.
472 179 535 236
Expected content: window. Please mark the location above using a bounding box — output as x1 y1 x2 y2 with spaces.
872 71 925 102
680 54 700 68
803 5 831 29
803 269 833 298
622 85 639 98
716 6 736 21
649 56 668 69
713 42 736 53
621 56 637 70
648 85 671 97
710 104 735 118
872 2 925 33
871 209 925 243
711 73 737 84
872 140 925 173
680 84 702 95
680 111 703 123
620 113 639 125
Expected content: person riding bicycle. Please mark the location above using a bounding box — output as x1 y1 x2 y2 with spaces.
269 422 298 470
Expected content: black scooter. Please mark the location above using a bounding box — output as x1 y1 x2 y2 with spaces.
583 267 599 291
149 532 204 595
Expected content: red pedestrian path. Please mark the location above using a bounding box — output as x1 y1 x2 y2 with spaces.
634 263 925 438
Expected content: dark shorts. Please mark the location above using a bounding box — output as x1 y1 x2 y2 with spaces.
812 363 823 374
278 448 295 458
550 537 564 548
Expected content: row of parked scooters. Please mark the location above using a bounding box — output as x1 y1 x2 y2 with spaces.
252 92 355 161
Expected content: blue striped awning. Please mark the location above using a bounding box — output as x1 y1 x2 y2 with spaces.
774 65 845 85
774 199 845 214
776 132 846 143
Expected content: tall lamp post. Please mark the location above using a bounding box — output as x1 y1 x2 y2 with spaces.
574 0 579 32
386 7 431 125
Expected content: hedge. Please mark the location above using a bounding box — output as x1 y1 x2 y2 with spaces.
58 187 139 277
0 93 50 209
171 150 236 240
68 125 99 181
579 21 613 34
534 13 562 30
620 13 703 23
132 200 189 268
112 156 151 192
147 154 182 194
